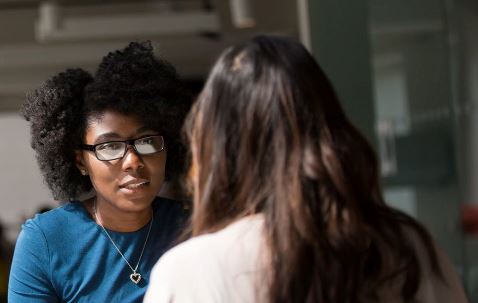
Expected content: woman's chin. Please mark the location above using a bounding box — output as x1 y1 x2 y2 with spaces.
115 190 156 211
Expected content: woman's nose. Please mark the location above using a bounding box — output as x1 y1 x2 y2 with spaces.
121 146 145 170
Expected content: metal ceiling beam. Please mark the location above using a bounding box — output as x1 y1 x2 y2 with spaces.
0 0 209 10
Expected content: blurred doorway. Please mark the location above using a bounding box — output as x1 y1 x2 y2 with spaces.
368 0 476 300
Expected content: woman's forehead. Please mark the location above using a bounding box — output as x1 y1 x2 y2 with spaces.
84 111 155 142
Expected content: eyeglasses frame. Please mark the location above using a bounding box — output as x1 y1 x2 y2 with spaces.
79 135 165 162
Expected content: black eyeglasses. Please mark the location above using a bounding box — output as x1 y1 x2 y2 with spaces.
79 135 165 161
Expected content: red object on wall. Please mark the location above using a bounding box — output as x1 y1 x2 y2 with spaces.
461 204 478 235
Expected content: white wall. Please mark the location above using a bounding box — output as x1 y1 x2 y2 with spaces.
0 113 54 242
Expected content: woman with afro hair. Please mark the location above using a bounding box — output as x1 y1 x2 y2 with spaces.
8 41 192 303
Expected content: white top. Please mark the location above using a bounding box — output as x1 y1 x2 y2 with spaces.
143 215 468 303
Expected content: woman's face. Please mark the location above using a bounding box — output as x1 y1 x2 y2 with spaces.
76 111 166 213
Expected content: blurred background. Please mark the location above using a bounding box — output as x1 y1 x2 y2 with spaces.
0 0 477 301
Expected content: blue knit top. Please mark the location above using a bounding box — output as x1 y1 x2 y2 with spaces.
8 197 187 303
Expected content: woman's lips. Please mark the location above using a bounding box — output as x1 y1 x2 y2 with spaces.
119 181 150 195
121 181 149 189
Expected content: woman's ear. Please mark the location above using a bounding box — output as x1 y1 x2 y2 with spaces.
75 151 88 176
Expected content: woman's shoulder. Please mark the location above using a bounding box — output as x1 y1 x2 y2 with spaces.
397 224 469 303
158 215 264 270
22 201 90 237
145 215 266 303
14 202 88 263
148 228 229 300
180 215 261 245
29 201 84 220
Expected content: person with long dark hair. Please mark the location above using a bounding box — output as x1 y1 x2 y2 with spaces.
9 41 191 302
144 35 468 303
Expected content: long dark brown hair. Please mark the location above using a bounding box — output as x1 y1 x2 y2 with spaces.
184 35 441 303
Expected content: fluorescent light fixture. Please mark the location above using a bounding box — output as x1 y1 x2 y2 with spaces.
229 0 255 28
36 1 220 41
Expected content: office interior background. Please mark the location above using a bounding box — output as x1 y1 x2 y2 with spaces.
0 0 477 301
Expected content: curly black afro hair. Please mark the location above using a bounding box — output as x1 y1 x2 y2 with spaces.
22 41 192 201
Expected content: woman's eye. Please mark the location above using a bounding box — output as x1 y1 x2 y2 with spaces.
98 142 123 151
137 138 153 145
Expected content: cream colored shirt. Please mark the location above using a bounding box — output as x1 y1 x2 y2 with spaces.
144 215 468 303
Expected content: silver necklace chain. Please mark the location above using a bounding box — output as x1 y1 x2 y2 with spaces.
93 199 153 284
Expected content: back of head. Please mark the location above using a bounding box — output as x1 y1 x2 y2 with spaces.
185 35 440 302
187 35 378 238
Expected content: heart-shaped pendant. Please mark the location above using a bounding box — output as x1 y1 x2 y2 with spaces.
130 272 141 284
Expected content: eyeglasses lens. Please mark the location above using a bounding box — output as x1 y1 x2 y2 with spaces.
94 136 164 161
134 136 164 155
96 142 125 161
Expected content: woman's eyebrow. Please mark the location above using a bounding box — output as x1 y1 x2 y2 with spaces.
93 132 122 144
92 128 158 144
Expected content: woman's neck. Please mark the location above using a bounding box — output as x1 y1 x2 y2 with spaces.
85 198 153 232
